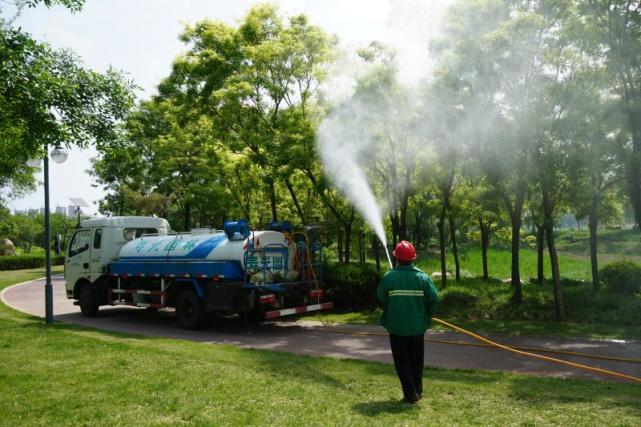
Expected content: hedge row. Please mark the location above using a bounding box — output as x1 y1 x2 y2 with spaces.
324 262 383 309
0 255 65 271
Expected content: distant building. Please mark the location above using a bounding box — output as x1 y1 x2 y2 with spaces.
55 206 66 215
68 205 82 218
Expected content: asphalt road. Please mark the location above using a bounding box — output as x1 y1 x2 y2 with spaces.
2 275 640 383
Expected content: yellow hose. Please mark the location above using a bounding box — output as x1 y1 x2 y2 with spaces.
432 317 641 384
291 231 641 384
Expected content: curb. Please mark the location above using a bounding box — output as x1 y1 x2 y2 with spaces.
0 274 65 316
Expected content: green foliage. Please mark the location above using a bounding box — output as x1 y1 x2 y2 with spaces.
428 277 641 326
22 0 85 12
0 212 72 254
92 5 336 231
0 13 135 199
324 262 382 309
0 254 64 270
599 261 641 295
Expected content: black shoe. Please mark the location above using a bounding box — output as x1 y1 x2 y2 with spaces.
403 393 420 404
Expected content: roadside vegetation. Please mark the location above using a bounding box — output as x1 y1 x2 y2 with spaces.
1 269 639 425
322 232 641 341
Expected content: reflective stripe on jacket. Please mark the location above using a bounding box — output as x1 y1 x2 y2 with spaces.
377 264 440 336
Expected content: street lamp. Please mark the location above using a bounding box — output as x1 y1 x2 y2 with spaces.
29 144 68 325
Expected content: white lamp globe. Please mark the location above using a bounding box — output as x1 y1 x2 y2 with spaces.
50 146 68 164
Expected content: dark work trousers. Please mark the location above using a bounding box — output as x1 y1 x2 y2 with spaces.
389 333 425 399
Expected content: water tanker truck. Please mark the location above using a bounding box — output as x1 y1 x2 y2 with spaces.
64 216 331 329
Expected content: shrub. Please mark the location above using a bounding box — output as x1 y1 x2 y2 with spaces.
599 261 641 294
324 262 383 309
441 289 479 307
0 255 65 271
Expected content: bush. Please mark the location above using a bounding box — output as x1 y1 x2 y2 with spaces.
599 261 641 294
0 255 65 271
440 289 479 307
324 262 383 309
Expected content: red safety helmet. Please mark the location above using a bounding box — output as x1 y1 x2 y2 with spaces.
393 240 417 262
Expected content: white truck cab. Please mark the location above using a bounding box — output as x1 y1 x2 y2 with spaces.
64 216 170 300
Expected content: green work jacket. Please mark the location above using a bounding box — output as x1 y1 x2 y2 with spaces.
377 264 440 336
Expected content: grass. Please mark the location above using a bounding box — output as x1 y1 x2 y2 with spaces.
556 228 641 259
322 275 641 340
409 228 641 280
0 266 64 288
322 238 641 340
415 246 592 281
1 269 640 425
319 309 641 341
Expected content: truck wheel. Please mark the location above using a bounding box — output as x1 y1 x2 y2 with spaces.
78 282 99 317
243 308 265 325
176 289 205 329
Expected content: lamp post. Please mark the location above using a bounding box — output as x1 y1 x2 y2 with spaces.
28 144 68 325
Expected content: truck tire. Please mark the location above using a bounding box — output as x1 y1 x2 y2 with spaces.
176 289 205 329
78 282 99 317
243 308 265 325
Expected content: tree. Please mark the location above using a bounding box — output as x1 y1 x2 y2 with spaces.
158 4 335 223
583 0 641 232
0 2 134 206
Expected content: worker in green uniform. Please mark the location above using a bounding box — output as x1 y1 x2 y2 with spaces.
377 240 440 403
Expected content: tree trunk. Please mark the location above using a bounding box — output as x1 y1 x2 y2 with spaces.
358 230 365 265
509 213 522 302
268 180 277 221
285 178 305 225
372 235 381 272
543 191 564 321
438 205 448 288
536 224 545 284
503 187 524 304
627 119 641 232
337 231 343 263
389 213 400 247
479 217 489 282
399 192 409 241
449 214 460 281
118 186 124 216
414 211 421 248
183 201 191 231
589 195 600 292
344 209 354 264
344 223 352 264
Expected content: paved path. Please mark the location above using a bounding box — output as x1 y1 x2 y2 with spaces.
2 276 640 383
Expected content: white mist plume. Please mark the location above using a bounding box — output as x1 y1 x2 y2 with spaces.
318 102 388 246
317 0 452 260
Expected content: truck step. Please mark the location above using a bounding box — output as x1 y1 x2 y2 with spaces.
264 302 333 319
111 301 163 309
111 289 164 296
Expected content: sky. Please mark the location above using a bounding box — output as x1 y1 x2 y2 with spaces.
6 0 448 215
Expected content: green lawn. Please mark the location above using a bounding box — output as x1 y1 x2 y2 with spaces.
413 228 641 280
415 246 592 280
321 273 641 340
0 266 64 288
1 268 639 425
556 228 641 259
319 309 641 341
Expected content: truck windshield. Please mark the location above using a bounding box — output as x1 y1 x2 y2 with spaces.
69 230 91 257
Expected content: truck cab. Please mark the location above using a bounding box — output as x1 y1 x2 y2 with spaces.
65 217 170 302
